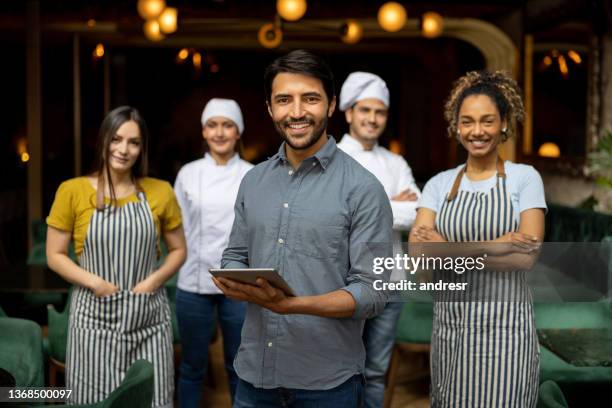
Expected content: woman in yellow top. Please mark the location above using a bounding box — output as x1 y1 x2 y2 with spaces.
46 106 187 407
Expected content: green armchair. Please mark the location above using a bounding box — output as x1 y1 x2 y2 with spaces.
54 359 154 408
0 316 44 388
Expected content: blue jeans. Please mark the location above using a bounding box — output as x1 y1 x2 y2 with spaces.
176 288 246 408
362 301 404 408
233 375 364 408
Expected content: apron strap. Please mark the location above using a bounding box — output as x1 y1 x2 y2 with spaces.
446 156 505 202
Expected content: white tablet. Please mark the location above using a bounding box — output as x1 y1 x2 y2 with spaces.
209 268 296 297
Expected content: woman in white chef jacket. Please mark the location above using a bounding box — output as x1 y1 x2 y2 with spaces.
174 98 253 408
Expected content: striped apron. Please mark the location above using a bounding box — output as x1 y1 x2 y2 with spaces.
66 192 174 407
430 161 540 408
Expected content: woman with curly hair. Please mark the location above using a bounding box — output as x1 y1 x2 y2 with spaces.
410 71 546 407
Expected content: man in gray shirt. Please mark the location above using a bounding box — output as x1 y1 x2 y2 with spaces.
214 50 393 407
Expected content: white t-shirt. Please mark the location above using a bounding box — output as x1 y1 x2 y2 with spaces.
419 161 547 222
174 153 253 294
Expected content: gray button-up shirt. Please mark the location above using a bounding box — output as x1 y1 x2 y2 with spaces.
221 136 393 390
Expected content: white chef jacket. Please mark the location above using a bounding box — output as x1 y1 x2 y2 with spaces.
338 134 420 281
338 133 420 230
174 153 254 294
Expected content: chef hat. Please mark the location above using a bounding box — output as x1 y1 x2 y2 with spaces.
339 72 390 111
201 98 244 134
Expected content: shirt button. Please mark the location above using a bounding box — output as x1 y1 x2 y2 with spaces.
312 162 316 166
268 342 273 347
278 238 284 244
288 170 294 176
283 203 289 208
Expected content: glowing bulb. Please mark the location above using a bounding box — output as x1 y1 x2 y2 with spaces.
143 20 165 41
177 48 189 61
258 23 283 49
543 56 552 66
137 0 166 20
378 2 407 32
538 142 561 158
158 7 177 34
193 52 202 69
276 0 307 22
87 19 96 28
341 20 363 44
422 11 443 38
21 152 30 162
567 50 582 64
558 54 569 78
93 43 105 58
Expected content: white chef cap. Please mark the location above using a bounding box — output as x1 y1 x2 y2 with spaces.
201 98 244 134
339 72 390 111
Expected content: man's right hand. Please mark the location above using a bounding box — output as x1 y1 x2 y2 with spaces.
391 188 418 202
89 275 120 297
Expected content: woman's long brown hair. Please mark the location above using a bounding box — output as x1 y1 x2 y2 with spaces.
93 106 149 210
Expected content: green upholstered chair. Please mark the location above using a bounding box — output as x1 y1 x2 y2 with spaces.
54 359 154 408
537 380 569 408
383 301 433 408
0 316 44 387
47 287 72 386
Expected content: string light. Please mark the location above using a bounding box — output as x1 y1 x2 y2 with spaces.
378 2 407 32
143 20 165 41
177 48 189 61
538 142 561 158
93 43 105 59
137 0 166 20
421 12 443 38
158 7 178 34
276 0 307 22
258 23 283 48
341 20 363 44
567 50 582 64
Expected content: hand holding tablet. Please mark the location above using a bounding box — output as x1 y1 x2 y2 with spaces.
209 268 296 297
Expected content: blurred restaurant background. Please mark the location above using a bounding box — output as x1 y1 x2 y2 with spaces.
1 0 612 407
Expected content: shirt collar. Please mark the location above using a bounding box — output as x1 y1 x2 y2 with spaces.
340 133 378 152
272 136 337 170
203 152 240 167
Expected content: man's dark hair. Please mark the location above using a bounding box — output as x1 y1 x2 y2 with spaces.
264 49 335 104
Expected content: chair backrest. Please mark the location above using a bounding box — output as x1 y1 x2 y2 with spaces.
47 287 73 363
537 380 569 408
101 360 154 408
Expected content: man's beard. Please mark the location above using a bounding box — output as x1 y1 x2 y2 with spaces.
274 115 328 151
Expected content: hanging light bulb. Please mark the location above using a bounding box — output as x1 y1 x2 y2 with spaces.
538 142 561 158
137 0 166 20
558 54 569 78
177 48 189 61
276 0 307 22
567 50 582 64
378 2 407 32
341 20 363 44
258 23 283 49
158 7 177 34
92 43 105 59
193 52 202 69
422 11 443 38
143 20 165 41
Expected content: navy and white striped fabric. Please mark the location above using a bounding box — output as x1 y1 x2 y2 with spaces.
430 171 540 408
66 192 174 407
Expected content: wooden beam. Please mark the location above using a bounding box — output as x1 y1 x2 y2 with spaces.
73 34 82 176
26 0 42 249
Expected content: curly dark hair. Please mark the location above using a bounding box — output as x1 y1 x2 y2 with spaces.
444 70 524 142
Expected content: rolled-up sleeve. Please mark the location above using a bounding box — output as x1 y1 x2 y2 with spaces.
221 177 250 269
343 181 393 319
